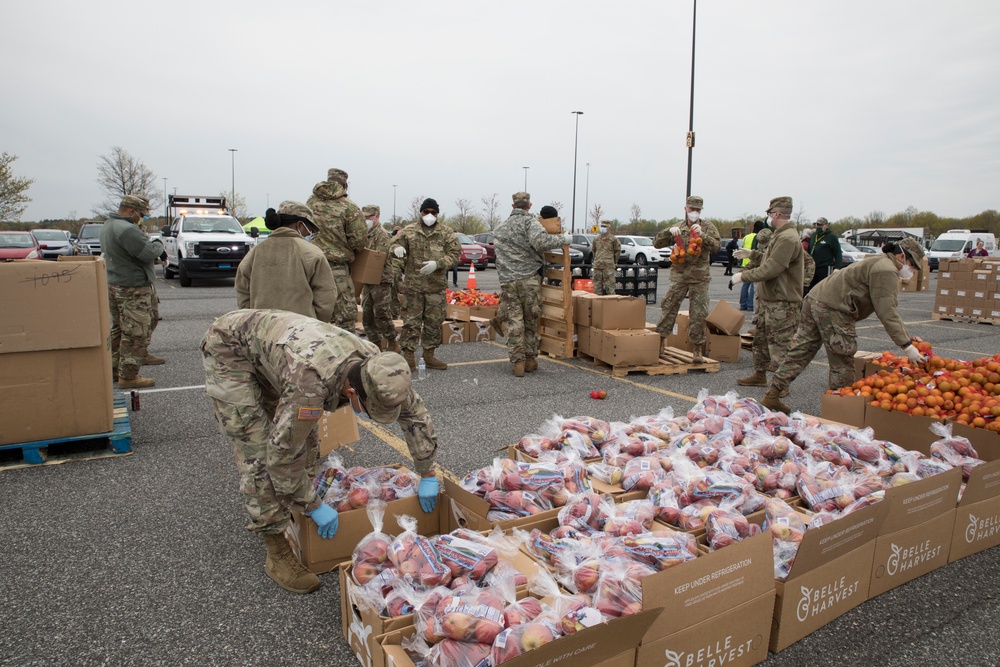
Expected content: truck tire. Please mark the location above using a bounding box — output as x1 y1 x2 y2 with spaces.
164 263 175 279
178 261 192 287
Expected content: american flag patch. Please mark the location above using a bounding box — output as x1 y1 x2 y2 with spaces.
297 407 323 421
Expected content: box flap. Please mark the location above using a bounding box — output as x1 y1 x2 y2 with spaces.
881 466 962 533
787 501 887 580
705 299 745 336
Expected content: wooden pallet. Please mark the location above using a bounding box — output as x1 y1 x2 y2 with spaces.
578 346 720 377
0 393 132 470
538 246 575 358
931 313 1000 325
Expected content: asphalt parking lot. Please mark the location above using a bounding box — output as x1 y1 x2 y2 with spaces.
2 264 999 667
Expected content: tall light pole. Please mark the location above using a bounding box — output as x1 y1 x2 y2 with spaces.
266 194 270 209
162 177 168 226
685 0 698 198
570 111 584 234
522 166 530 191
584 163 591 231
228 148 237 210
392 185 398 223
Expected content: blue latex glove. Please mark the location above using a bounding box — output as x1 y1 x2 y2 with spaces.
308 503 339 539
418 476 439 513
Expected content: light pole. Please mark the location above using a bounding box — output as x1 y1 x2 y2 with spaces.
266 194 270 209
392 185 398 223
570 111 584 234
584 163 591 231
685 0 697 198
162 177 168 227
522 166 529 191
228 148 237 210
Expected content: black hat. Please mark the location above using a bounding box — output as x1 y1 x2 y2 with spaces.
539 205 559 219
753 220 766 233
420 198 439 214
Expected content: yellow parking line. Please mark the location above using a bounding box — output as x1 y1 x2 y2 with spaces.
358 420 460 482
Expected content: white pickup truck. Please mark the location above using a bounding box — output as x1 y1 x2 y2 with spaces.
161 195 253 286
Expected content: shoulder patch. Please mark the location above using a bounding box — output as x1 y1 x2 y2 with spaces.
297 407 323 421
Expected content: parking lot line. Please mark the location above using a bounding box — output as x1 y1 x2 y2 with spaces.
357 419 460 482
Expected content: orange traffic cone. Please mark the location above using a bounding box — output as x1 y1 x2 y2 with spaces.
467 263 477 290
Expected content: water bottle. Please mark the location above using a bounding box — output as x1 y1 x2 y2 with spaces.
417 357 426 381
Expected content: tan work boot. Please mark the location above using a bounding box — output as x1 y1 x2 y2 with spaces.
388 338 400 353
736 371 768 387
423 348 447 370
262 533 321 594
524 357 538 373
402 349 416 371
659 336 669 357
490 317 505 337
761 386 792 414
143 354 166 365
513 360 525 377
118 376 155 389
691 344 704 364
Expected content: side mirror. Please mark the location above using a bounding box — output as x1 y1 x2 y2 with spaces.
160 226 171 237
70 234 78 241
250 228 260 238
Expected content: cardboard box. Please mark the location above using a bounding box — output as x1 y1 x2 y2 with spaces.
573 291 597 325
317 405 361 457
466 316 494 342
447 302 499 321
880 466 962 534
286 483 440 574
863 404 949 453
635 591 775 667
442 476 561 533
596 329 660 366
0 259 114 445
868 509 955 598
853 351 882 381
576 325 592 356
705 300 745 335
950 494 1000 562
590 295 646 330
350 247 387 285
707 333 740 362
666 311 693 352
820 393 868 427
342 563 415 667
441 320 466 344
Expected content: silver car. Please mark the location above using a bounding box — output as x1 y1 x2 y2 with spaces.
31 229 91 259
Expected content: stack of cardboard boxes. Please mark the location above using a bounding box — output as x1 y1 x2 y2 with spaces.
933 257 1000 320
444 302 498 344
663 300 745 362
899 255 931 292
573 294 661 366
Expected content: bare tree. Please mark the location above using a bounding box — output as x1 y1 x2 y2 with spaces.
94 146 162 216
548 201 563 213
407 195 425 223
864 210 887 226
0 152 35 221
481 193 501 231
628 203 643 233
589 203 604 230
792 202 810 227
220 189 249 221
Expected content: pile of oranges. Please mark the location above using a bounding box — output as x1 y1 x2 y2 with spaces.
671 234 686 265
829 340 1000 432
687 230 703 257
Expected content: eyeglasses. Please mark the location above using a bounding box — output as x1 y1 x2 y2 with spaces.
420 210 436 215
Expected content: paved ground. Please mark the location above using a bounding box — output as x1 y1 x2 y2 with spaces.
2 263 998 666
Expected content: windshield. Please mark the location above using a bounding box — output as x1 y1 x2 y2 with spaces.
841 242 859 253
181 216 244 234
32 230 68 241
0 234 34 248
633 237 654 246
80 226 102 239
930 239 966 252
458 234 475 244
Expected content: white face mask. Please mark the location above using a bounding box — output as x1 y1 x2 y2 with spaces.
898 264 914 281
687 211 700 223
365 219 374 229
422 214 436 226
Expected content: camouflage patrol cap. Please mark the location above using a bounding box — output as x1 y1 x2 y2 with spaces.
121 194 151 214
278 200 315 225
327 168 349 184
362 205 380 218
768 196 793 213
686 195 703 209
361 352 412 424
815 217 829 226
512 192 531 207
899 237 925 265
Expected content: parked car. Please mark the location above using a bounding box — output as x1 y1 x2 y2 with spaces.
570 234 597 263
472 232 495 265
839 241 867 265
0 231 42 260
709 246 731 266
617 235 666 266
31 229 90 259
457 234 488 271
547 246 584 265
856 245 879 255
76 222 104 255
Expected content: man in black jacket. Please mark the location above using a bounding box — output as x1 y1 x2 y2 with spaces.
807 217 842 291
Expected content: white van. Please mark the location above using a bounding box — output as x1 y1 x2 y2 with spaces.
927 230 997 270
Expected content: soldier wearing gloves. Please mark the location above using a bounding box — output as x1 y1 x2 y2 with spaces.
360 204 401 352
492 194 570 376
202 310 440 594
761 238 928 413
389 198 461 372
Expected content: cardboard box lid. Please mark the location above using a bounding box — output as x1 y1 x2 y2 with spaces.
787 500 887 580
705 300 745 336
881 466 962 534
0 259 106 353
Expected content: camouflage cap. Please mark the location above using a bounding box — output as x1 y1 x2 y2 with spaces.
278 200 315 225
327 168 349 184
686 195 704 209
121 194 151 215
362 204 380 218
361 352 412 424
768 196 793 212
899 237 925 265
512 192 531 207
815 217 829 226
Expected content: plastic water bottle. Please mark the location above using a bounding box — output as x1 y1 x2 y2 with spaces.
417 358 426 381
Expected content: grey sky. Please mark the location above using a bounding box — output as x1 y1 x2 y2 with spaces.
5 1 999 227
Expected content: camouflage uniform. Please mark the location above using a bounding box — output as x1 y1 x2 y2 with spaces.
307 171 367 331
361 218 399 346
653 215 722 347
100 210 164 380
493 202 566 364
390 227 403 320
201 309 439 534
390 221 461 351
591 231 621 296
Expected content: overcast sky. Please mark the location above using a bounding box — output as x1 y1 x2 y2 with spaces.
5 1 999 228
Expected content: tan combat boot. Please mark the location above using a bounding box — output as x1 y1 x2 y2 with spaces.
524 357 538 373
691 344 704 364
659 336 669 358
388 338 400 353
423 348 447 370
513 360 525 377
736 371 768 387
761 386 792 414
402 349 416 371
118 376 155 389
142 354 166 365
262 533 321 594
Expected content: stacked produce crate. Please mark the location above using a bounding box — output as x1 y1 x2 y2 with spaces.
572 294 661 367
933 257 1000 322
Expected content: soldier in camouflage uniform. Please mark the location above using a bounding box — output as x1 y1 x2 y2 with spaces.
201 309 440 594
307 168 368 331
389 198 461 371
493 194 571 376
730 196 805 388
652 196 722 363
591 221 621 296
389 226 403 320
762 239 928 413
361 205 400 352
100 195 166 389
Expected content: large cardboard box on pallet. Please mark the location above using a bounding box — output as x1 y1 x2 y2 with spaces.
0 258 114 445
595 329 660 366
590 295 646 330
869 509 955 599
